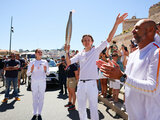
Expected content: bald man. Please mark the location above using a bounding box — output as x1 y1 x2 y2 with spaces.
99 19 160 120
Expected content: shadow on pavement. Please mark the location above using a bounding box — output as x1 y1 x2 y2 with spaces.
26 84 60 92
98 110 105 120
105 105 122 119
0 90 5 95
0 100 16 112
0 85 4 89
0 93 24 112
67 108 105 120
57 93 68 100
67 109 80 120
0 89 24 98
46 84 60 92
86 108 105 120
8 94 24 100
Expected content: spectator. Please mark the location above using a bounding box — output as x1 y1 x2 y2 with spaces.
129 39 138 53
21 57 28 84
109 41 118 55
123 46 129 69
99 50 108 98
16 54 25 92
109 53 124 103
120 44 129 69
2 53 20 103
154 22 160 44
156 22 160 36
64 62 79 110
71 50 75 57
75 50 79 54
0 56 4 83
56 55 67 95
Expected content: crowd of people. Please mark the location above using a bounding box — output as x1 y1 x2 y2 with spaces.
0 13 160 120
0 53 28 102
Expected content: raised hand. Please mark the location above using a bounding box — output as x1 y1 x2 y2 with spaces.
115 13 128 25
100 64 122 79
111 60 120 68
96 60 106 69
96 59 113 69
107 13 128 43
64 44 70 53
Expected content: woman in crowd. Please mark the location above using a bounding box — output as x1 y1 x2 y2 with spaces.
64 61 79 110
110 52 124 103
99 49 108 98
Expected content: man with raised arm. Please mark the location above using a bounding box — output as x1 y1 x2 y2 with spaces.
65 13 128 120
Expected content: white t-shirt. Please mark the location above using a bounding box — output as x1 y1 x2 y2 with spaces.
125 42 160 120
71 41 108 80
27 59 49 82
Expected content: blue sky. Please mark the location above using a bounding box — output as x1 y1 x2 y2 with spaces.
0 0 159 51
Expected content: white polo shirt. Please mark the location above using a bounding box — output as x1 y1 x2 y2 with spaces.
71 41 108 80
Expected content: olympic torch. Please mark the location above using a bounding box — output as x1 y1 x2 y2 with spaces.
65 11 72 53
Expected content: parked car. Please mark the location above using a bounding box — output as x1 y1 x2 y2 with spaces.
46 59 59 85
27 59 59 90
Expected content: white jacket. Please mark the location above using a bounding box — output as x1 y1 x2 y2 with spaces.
27 59 49 82
125 42 160 120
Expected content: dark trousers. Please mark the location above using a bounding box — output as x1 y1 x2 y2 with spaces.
5 77 18 98
59 76 67 94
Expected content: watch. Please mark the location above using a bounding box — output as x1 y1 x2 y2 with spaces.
120 73 127 82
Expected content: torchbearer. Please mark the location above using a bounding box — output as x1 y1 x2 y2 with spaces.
27 49 49 120
99 19 160 120
65 13 128 120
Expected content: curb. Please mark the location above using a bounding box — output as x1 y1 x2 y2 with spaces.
98 96 128 120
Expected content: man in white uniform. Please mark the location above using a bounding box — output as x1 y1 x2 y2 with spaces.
65 13 128 120
99 19 160 120
27 49 49 120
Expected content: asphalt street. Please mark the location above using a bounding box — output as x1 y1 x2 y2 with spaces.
0 83 123 120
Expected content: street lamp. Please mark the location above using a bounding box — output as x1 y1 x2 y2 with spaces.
9 16 14 55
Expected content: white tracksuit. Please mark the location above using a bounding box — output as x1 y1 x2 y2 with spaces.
71 41 108 120
27 59 49 115
125 42 160 120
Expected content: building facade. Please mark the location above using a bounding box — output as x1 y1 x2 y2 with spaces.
112 2 160 51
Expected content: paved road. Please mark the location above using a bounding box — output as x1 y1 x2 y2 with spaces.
0 83 123 120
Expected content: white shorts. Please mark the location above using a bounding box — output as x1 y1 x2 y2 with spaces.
110 81 120 89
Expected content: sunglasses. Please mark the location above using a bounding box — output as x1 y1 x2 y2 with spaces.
37 51 42 53
112 54 118 57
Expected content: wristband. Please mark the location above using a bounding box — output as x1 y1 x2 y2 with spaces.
120 73 127 82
